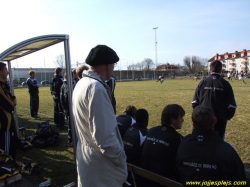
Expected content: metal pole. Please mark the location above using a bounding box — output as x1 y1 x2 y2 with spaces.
153 27 158 80
120 61 122 82
127 61 128 80
16 60 19 86
64 36 78 184
7 61 19 138
44 58 46 81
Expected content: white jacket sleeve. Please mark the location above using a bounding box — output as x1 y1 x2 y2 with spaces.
88 87 126 167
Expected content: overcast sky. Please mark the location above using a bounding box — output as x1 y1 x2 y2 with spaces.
0 0 249 70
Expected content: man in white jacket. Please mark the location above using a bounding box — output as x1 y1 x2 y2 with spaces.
72 45 127 187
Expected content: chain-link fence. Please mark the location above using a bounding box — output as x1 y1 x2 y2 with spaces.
112 70 209 81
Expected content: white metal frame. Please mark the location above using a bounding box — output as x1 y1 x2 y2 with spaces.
0 34 77 182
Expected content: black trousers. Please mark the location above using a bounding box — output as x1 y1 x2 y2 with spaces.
214 118 227 139
30 94 39 117
53 97 64 126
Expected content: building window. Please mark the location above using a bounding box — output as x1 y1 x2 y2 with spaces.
225 56 228 59
248 53 250 56
241 54 244 57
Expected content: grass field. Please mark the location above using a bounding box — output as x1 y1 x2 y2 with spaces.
15 78 250 186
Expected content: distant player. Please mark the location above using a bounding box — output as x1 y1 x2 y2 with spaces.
234 71 239 80
160 73 164 84
239 72 247 84
156 75 162 83
156 73 164 84
193 74 198 81
227 72 233 82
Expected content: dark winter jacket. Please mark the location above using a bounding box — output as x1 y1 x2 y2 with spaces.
106 77 116 114
123 123 148 165
140 125 183 183
176 128 246 185
26 77 40 95
51 75 63 98
117 113 136 139
192 72 236 120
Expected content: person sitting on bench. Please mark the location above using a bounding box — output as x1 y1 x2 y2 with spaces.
123 109 149 166
140 104 185 186
176 105 246 185
117 105 137 138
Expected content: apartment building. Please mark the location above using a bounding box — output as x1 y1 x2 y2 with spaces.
208 49 250 72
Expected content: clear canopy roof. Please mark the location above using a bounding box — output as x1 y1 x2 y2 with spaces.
0 34 68 61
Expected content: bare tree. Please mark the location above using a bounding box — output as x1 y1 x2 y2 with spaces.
142 58 154 70
183 55 207 73
183 56 192 73
135 62 144 71
54 54 65 68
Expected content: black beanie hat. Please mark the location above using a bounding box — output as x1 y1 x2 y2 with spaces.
85 45 119 66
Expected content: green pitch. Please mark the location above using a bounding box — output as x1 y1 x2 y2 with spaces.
15 79 250 186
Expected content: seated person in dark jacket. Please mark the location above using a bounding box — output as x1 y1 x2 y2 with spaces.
140 104 185 185
117 105 137 138
123 109 148 166
176 105 246 185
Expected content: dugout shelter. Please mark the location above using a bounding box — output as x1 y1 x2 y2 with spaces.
0 34 77 174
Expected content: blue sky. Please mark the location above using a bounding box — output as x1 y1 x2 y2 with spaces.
0 0 249 70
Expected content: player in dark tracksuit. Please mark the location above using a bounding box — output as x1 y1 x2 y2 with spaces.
140 104 185 186
123 109 148 166
60 70 77 145
51 68 65 129
0 62 19 160
192 60 236 139
106 76 116 114
26 70 41 119
176 106 246 185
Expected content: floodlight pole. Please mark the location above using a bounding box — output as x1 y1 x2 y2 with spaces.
153 27 158 80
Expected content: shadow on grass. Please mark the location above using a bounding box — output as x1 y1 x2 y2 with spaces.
16 115 76 187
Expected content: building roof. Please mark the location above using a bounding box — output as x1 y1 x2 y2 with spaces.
208 49 250 62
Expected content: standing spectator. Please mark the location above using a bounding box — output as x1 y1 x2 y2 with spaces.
51 68 65 129
0 62 18 160
60 70 76 146
140 104 185 185
72 45 127 187
106 75 116 114
26 70 41 119
176 105 246 184
192 60 236 139
123 109 148 165
72 69 78 88
117 105 137 139
75 65 89 79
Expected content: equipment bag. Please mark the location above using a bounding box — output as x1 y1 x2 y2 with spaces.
30 122 59 148
0 149 19 180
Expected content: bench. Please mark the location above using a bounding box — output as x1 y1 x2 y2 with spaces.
124 163 183 187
